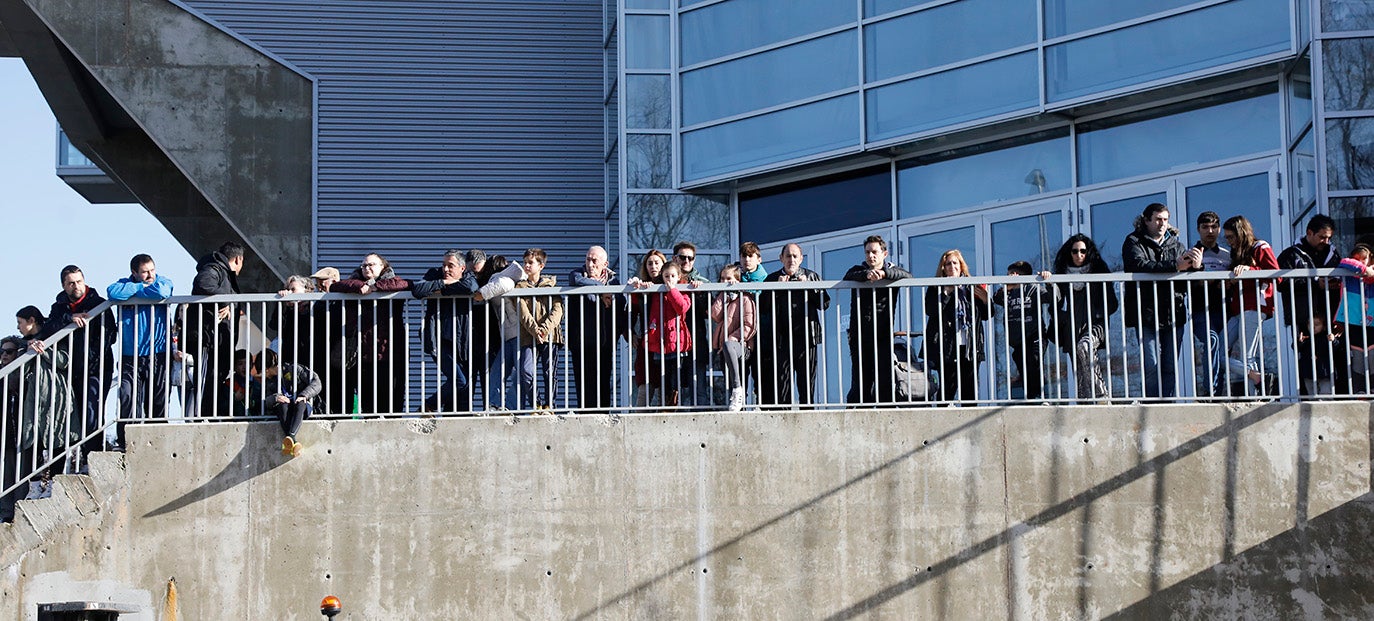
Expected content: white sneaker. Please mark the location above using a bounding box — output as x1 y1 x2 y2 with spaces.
728 388 745 412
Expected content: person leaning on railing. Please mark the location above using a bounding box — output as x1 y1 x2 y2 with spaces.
759 243 829 407
411 250 479 414
475 257 526 411
1334 244 1374 392
0 335 26 522
1042 235 1118 403
844 234 912 405
515 248 563 411
40 265 117 460
627 251 667 407
14 307 74 482
1278 214 1344 395
331 254 410 414
923 250 990 404
189 242 245 418
1122 202 1190 400
308 267 347 415
107 254 174 450
566 245 623 411
1221 215 1280 396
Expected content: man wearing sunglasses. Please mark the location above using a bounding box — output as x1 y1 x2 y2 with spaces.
673 241 713 407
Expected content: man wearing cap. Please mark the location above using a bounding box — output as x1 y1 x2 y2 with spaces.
309 267 346 412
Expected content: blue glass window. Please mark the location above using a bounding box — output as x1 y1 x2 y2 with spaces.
1185 173 1273 245
1046 0 1290 102
1293 128 1316 211
1089 192 1167 271
866 52 1038 142
1326 118 1374 191
1043 0 1198 38
682 94 860 181
908 227 978 277
1322 38 1374 112
682 30 857 127
627 194 731 249
864 0 1036 82
898 129 1071 219
1288 76 1312 135
991 212 1064 274
1076 87 1279 186
627 0 670 8
625 15 670 70
1323 0 1374 31
740 166 891 244
626 134 673 189
680 0 855 67
626 75 671 130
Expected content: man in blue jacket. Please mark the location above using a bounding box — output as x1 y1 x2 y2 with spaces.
107 254 174 450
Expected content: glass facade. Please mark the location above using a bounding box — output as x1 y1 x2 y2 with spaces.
609 0 1372 282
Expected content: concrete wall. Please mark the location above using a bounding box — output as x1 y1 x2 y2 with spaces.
2 402 1372 619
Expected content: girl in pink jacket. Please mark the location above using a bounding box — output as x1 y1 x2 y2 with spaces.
711 264 757 411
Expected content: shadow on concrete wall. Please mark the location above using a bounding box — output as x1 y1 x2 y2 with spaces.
142 424 287 518
575 401 1362 619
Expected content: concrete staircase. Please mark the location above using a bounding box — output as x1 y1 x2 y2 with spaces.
0 452 127 571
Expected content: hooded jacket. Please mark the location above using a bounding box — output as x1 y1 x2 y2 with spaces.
1122 226 1186 328
411 267 479 356
516 274 564 347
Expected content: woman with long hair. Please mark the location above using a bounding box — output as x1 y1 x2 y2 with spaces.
628 251 668 406
922 249 989 403
1222 215 1279 395
1044 234 1119 402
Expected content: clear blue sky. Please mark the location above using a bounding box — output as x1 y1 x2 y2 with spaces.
0 59 194 324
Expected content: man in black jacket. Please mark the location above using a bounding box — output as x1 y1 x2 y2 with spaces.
1278 214 1344 394
567 245 623 410
1122 203 1192 399
42 265 117 457
845 235 913 405
760 243 830 406
411 250 479 413
190 241 245 416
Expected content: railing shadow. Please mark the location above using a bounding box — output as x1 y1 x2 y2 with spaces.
572 405 1011 620
141 422 287 518
819 401 1300 620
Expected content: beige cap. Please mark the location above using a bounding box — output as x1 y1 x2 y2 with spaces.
311 267 341 280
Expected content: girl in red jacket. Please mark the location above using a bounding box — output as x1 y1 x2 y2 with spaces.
647 262 692 407
1222 215 1279 396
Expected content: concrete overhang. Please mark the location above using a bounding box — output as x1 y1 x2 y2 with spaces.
0 0 315 290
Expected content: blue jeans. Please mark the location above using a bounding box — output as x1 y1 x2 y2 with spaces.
487 338 520 410
1190 310 1226 397
519 342 561 409
1224 311 1265 393
1140 324 1185 399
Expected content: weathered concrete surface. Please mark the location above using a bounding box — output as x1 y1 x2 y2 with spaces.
1 402 1372 619
0 0 312 289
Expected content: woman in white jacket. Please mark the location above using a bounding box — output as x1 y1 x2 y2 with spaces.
477 258 526 411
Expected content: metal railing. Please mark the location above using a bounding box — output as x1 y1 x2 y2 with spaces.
0 268 1367 517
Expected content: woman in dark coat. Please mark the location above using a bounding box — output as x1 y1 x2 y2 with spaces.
922 249 990 403
1042 234 1119 402
332 253 411 414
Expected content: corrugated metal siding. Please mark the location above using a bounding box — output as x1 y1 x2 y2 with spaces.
182 0 606 282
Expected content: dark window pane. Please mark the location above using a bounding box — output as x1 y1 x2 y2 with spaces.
682 30 858 126
627 194 730 250
1331 196 1374 254
1185 173 1273 244
680 0 855 67
991 211 1064 275
1289 76 1312 134
864 0 1036 81
1325 118 1374 191
1046 0 1290 102
740 167 891 245
626 75 671 129
1321 38 1374 112
1323 0 1374 32
1293 128 1317 213
682 94 860 181
627 134 673 189
898 129 1070 219
1076 87 1279 185
866 52 1038 142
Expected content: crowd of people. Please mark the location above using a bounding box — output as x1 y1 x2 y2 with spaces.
0 207 1370 520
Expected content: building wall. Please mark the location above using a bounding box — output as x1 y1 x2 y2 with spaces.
3 403 1373 618
180 0 608 279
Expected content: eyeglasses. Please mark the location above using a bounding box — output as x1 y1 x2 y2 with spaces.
0 349 17 356
1070 248 1088 255
676 254 695 261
